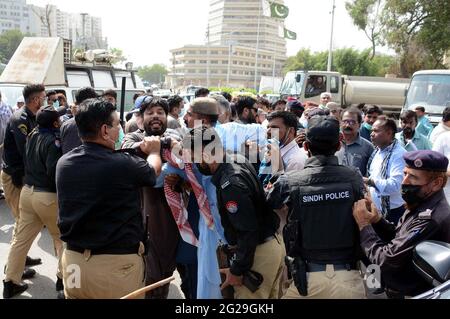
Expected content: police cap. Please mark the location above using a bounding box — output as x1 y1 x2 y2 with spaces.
306 116 340 147
191 97 220 116
37 106 66 128
287 100 304 111
404 150 449 172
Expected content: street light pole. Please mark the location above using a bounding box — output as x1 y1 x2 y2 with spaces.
227 42 232 87
327 0 336 72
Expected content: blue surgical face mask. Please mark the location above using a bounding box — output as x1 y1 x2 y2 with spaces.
115 126 125 150
53 100 60 109
363 122 373 131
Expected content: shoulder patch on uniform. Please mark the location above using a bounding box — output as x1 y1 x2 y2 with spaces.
18 124 28 136
418 209 433 220
221 181 231 189
225 201 238 214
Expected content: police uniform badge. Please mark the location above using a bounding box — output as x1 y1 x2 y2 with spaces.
55 139 61 148
225 201 238 214
18 124 28 136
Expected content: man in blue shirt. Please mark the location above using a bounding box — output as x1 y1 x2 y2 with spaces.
396 110 432 152
366 118 407 225
415 106 433 138
360 105 383 141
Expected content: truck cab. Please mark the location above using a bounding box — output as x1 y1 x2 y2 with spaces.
279 71 343 105
0 37 145 112
403 70 450 125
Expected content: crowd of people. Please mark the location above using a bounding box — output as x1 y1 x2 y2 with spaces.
0 84 450 300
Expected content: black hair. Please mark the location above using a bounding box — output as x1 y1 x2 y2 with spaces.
364 105 383 116
195 88 210 98
125 112 133 122
343 107 363 124
75 99 117 140
139 96 169 115
257 97 270 109
415 106 426 113
46 90 57 98
378 118 398 137
167 95 183 113
221 92 232 102
103 89 117 100
267 111 298 131
443 106 450 122
23 84 45 104
75 87 98 105
235 96 257 116
400 110 418 123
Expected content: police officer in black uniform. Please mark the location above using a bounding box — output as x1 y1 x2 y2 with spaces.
353 150 450 298
3 106 65 299
267 116 366 299
1 84 45 272
183 126 285 299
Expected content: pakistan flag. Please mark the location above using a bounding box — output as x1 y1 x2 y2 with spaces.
266 1 289 19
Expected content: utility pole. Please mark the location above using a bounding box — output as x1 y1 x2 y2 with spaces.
206 24 210 88
254 0 262 90
81 13 88 51
327 0 336 72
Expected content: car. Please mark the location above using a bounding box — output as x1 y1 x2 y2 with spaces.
413 241 450 299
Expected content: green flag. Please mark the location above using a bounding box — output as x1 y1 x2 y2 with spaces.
284 28 297 40
270 2 289 19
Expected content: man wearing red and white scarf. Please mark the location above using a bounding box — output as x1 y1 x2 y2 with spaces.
183 125 284 299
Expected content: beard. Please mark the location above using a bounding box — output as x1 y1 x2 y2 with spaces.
403 127 414 138
144 119 167 136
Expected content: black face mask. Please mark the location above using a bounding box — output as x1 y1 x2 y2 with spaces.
401 184 426 205
196 163 213 176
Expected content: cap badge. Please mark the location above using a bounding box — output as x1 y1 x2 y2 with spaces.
414 159 423 168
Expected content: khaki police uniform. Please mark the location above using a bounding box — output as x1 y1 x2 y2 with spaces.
4 108 65 285
267 117 366 299
211 154 284 299
1 106 37 241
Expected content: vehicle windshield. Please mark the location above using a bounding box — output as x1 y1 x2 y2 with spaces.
404 74 450 115
0 85 24 107
279 72 303 96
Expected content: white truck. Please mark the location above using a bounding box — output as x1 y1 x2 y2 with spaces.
280 70 410 116
0 37 145 112
402 70 450 124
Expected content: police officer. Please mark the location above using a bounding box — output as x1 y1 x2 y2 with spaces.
183 126 285 299
353 150 450 298
267 116 366 299
3 106 65 299
1 84 45 269
57 99 162 299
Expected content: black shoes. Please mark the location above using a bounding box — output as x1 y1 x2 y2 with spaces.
22 268 36 280
25 256 42 267
3 280 28 299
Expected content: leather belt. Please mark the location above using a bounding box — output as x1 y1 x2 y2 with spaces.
25 184 54 193
307 262 358 273
67 244 140 255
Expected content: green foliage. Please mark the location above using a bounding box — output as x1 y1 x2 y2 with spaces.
284 48 395 77
0 29 26 64
137 64 168 84
346 0 450 77
109 48 127 64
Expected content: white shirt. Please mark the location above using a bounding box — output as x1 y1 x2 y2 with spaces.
430 122 450 145
280 140 307 172
432 131 450 202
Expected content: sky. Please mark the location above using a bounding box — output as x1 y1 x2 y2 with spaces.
28 0 374 67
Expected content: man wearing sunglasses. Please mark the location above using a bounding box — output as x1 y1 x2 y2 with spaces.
341 108 375 177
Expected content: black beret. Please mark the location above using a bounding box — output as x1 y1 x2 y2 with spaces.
287 100 304 111
307 116 340 147
36 106 66 128
404 150 449 172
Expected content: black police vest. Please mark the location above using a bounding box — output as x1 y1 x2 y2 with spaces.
285 164 361 264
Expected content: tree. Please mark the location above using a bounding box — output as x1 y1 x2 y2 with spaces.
283 48 395 77
109 48 127 65
31 4 54 37
137 64 168 85
346 0 384 59
0 29 26 64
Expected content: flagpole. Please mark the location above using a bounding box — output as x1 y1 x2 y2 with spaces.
327 0 336 72
254 0 262 91
207 24 210 88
